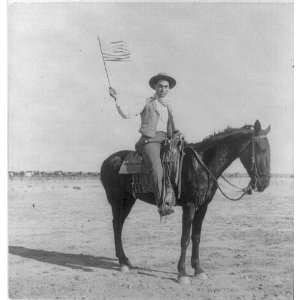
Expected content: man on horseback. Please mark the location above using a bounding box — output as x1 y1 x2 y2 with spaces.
109 73 179 216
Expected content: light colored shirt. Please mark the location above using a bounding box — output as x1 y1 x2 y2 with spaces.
155 100 169 132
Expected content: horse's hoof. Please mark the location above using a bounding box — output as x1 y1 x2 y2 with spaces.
195 272 208 280
120 265 130 273
177 275 191 285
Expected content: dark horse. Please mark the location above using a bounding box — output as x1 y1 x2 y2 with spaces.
100 120 271 282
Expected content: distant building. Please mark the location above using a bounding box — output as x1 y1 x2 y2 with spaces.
8 171 16 178
24 171 34 177
54 171 64 176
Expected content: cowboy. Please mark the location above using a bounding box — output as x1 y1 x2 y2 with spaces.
109 73 179 216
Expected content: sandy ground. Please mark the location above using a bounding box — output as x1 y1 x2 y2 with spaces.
8 177 293 300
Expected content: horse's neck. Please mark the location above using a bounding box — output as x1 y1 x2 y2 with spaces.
204 135 250 179
208 146 237 179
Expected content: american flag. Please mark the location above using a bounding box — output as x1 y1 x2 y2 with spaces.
101 40 131 62
97 37 131 87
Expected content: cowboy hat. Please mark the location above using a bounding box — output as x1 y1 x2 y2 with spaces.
149 73 176 89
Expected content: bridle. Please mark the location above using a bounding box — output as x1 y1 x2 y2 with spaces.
187 133 267 201
244 134 268 191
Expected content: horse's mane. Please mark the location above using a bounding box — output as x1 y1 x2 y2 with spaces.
188 125 253 151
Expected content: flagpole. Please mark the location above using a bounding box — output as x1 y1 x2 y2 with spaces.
97 36 112 88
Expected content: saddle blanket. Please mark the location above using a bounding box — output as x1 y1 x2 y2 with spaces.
118 152 153 194
119 151 149 174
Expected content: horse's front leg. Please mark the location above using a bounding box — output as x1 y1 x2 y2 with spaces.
191 204 208 278
177 203 195 282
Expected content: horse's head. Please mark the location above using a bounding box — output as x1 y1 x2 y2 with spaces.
239 120 271 192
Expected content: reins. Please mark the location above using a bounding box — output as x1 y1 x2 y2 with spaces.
186 147 252 201
219 174 247 191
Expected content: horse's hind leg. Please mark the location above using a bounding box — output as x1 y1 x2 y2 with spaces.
191 204 208 278
111 193 136 268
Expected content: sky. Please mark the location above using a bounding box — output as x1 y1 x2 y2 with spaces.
8 2 293 173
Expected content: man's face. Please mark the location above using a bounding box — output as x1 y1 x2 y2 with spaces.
155 80 170 98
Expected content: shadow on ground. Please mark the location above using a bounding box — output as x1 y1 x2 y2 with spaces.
9 246 119 272
9 245 178 279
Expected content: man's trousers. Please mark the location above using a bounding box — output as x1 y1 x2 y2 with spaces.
140 131 166 205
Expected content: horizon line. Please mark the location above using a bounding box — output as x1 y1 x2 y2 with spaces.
7 170 294 176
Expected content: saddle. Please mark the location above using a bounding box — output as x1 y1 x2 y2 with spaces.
119 133 185 205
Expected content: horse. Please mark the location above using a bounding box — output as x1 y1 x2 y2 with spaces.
100 120 271 283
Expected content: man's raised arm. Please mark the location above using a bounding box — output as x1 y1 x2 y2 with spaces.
109 87 141 119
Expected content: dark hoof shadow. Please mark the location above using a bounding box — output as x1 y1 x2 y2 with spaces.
137 271 177 282
137 271 157 278
163 277 179 283
134 266 178 282
9 246 119 272
134 266 177 276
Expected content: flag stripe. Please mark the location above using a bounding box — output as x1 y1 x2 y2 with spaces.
104 58 130 62
103 51 130 55
111 48 129 52
103 58 130 61
103 54 130 58
102 40 131 62
103 53 130 58
111 40 126 44
105 50 130 55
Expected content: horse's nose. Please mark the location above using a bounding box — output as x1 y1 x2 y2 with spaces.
256 180 269 192
257 185 264 192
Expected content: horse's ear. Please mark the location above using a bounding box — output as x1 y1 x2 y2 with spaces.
254 120 262 135
260 125 271 136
